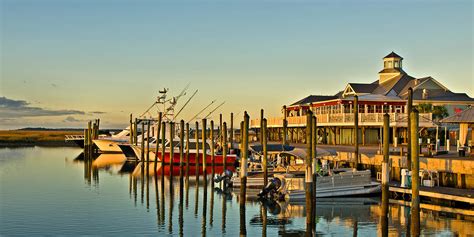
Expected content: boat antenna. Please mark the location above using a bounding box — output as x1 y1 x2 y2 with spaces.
175 89 198 119
203 101 226 119
187 100 216 123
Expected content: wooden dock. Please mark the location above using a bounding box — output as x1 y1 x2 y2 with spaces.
389 182 474 203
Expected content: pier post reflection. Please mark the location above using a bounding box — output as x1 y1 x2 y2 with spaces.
179 174 184 237
169 173 174 234
201 173 208 237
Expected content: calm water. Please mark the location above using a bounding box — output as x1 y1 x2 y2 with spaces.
0 147 472 236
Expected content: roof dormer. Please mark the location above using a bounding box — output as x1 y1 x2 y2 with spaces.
379 51 405 84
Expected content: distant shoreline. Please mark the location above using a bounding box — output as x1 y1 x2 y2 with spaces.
0 130 83 148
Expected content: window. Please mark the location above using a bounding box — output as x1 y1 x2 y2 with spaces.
388 61 392 68
394 61 399 68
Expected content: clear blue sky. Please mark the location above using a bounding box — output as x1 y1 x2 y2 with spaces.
1 0 473 129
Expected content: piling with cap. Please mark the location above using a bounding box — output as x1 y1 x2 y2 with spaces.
230 113 234 144
382 113 390 216
195 121 200 172
223 122 228 171
134 118 138 146
146 121 151 162
283 105 288 145
185 123 190 178
353 96 360 163
262 118 268 187
410 109 420 236
154 113 163 171
210 120 215 173
161 122 166 170
305 110 314 227
141 122 145 161
240 112 249 205
170 122 175 175
202 119 207 172
407 88 413 169
180 120 185 177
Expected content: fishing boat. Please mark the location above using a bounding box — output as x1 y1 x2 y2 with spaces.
119 138 237 166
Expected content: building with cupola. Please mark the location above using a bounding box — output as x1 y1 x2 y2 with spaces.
251 52 474 145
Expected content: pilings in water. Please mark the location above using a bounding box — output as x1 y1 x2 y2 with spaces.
240 112 249 205
129 114 134 145
262 118 268 187
381 113 390 237
180 120 185 179
353 95 359 169
84 119 100 160
410 109 420 236
134 118 138 146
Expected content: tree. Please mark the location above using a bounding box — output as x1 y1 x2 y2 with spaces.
415 103 448 122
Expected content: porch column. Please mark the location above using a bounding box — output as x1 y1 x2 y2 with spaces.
362 127 366 145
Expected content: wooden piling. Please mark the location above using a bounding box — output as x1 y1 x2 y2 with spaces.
180 120 185 178
260 109 264 143
262 118 268 187
230 113 234 144
410 109 420 236
134 118 138 146
305 110 314 229
283 105 288 146
195 121 200 172
407 88 413 169
311 115 317 197
219 113 223 149
161 122 166 171
130 114 133 145
170 122 175 176
223 122 228 171
146 121 151 162
202 119 207 173
240 112 249 205
185 123 190 178
354 95 359 169
141 122 145 161
154 113 163 171
210 121 215 173
382 113 390 215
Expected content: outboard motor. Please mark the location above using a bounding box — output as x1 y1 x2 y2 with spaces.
257 177 282 199
213 169 233 188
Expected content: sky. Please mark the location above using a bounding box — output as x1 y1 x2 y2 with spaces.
1 0 473 129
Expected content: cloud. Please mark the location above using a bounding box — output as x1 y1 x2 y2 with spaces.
63 116 82 122
90 111 106 114
0 96 85 118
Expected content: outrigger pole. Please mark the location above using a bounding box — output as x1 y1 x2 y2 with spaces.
187 100 216 123
175 89 198 119
203 101 226 119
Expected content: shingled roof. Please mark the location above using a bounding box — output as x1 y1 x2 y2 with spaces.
348 83 378 93
290 95 339 106
441 107 474 123
384 51 403 59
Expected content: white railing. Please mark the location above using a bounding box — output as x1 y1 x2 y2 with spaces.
250 113 433 128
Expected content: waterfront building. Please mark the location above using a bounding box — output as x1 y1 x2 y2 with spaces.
252 52 474 145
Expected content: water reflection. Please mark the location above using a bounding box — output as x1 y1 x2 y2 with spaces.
0 149 474 236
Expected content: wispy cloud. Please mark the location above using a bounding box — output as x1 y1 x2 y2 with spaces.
90 111 106 114
63 116 83 122
0 96 85 118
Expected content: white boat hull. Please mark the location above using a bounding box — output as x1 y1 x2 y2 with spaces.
93 139 124 153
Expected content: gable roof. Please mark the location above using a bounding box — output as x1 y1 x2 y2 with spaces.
409 89 474 102
347 83 378 94
441 107 474 123
290 95 339 106
384 51 403 59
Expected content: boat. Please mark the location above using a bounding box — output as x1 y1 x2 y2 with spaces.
119 138 237 166
230 147 381 199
